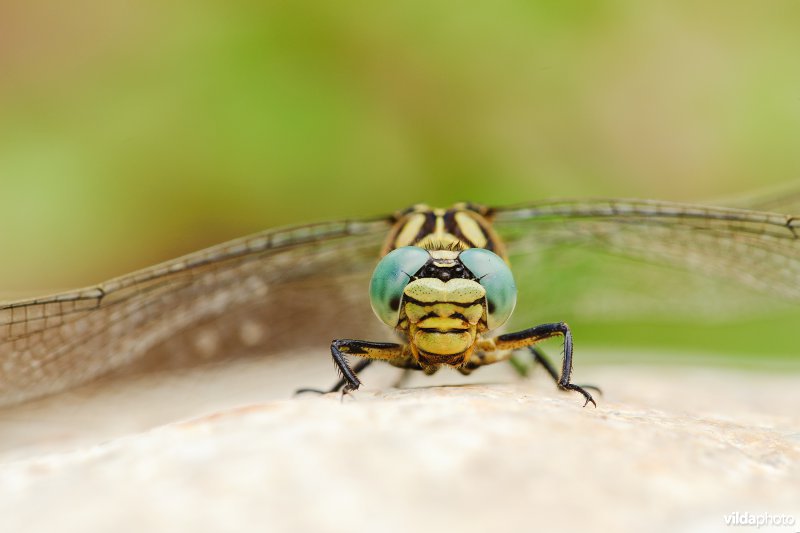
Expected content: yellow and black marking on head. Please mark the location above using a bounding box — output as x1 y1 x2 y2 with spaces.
381 203 507 260
397 249 489 367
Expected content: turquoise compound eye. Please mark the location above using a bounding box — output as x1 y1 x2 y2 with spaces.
459 248 517 330
369 246 430 327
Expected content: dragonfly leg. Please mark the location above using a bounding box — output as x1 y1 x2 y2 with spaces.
295 359 373 395
460 348 514 373
474 322 597 407
527 346 603 397
331 339 412 392
296 339 411 395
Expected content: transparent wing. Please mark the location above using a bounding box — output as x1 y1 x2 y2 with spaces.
703 180 800 215
491 199 800 326
0 217 393 406
730 183 800 215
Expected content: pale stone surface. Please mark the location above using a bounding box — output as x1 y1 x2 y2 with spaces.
0 358 798 533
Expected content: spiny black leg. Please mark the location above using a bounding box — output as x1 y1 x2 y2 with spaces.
527 346 603 396
551 325 595 408
295 359 373 395
496 322 596 407
330 339 363 392
295 339 406 396
528 346 558 382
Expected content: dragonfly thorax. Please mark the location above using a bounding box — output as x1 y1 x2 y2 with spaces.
381 203 507 261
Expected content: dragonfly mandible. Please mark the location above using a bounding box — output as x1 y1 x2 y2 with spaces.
1 195 798 408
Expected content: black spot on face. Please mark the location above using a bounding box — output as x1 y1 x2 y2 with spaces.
415 259 475 282
487 300 496 314
389 296 401 311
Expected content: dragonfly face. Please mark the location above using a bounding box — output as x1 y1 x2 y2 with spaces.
402 273 487 366
369 245 516 367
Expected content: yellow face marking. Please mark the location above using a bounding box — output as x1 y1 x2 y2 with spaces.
400 278 487 363
416 316 470 329
404 302 483 325
429 250 459 262
454 211 488 248
403 278 485 306
414 330 473 355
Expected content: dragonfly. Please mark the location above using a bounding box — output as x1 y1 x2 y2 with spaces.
1 194 798 408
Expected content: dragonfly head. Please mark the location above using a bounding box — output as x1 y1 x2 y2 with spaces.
369 246 517 366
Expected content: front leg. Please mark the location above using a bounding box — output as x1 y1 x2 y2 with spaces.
295 359 373 395
526 346 602 397
472 322 596 407
330 339 413 392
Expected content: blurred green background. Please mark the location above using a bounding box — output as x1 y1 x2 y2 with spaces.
1 1 799 361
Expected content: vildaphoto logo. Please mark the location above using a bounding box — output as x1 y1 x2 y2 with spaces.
723 511 796 528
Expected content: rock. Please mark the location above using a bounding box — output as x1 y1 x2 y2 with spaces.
0 359 798 533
